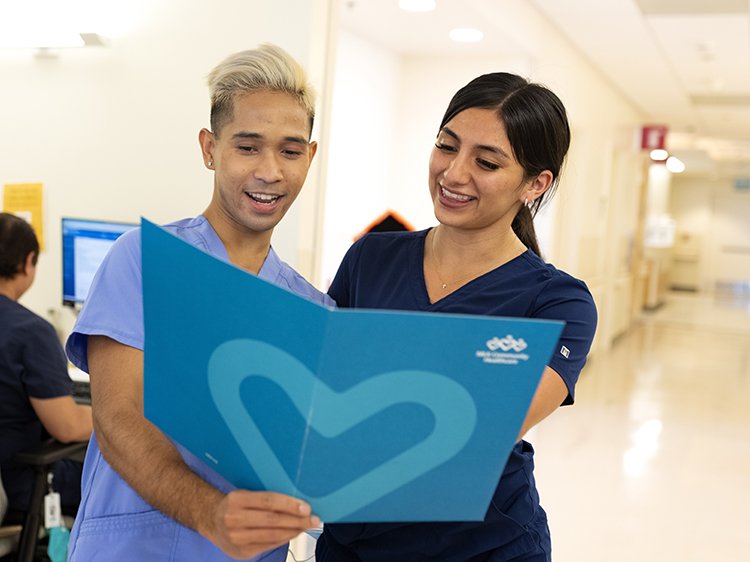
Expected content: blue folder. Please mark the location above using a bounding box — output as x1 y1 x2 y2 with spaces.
142 219 564 522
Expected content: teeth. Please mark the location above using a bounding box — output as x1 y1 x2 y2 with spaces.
441 187 473 202
248 193 280 203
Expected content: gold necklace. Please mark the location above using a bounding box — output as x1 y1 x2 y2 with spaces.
428 228 521 291
430 252 477 289
429 233 484 290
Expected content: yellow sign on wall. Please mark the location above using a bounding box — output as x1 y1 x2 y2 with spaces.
2 183 44 249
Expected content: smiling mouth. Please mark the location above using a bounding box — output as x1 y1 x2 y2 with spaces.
440 186 476 202
246 192 282 204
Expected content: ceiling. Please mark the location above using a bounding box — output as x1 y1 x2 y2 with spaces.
339 0 750 177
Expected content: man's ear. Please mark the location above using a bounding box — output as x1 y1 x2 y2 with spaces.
308 141 318 164
199 128 215 169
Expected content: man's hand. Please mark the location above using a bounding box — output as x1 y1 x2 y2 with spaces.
88 336 319 559
202 490 320 560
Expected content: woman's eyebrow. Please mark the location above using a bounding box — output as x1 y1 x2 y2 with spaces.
477 143 510 160
441 126 510 160
441 126 460 142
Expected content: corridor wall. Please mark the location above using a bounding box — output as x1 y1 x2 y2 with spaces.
322 0 648 353
0 0 334 338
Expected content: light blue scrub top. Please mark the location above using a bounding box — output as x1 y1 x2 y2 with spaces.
65 216 334 562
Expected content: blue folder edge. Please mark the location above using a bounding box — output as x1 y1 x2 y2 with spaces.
141 218 564 522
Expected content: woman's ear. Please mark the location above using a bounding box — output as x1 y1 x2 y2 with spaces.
523 170 554 204
23 251 36 275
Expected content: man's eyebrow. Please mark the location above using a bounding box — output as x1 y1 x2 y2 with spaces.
283 135 309 145
231 132 262 140
231 131 309 144
440 126 510 160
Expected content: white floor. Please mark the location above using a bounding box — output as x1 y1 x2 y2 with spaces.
530 291 750 561
288 290 750 561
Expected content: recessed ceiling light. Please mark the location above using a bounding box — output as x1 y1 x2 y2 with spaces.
666 156 686 173
650 149 669 161
449 28 484 43
398 0 436 12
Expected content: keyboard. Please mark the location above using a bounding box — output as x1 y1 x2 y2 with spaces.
72 380 91 405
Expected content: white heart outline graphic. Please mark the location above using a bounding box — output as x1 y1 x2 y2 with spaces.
207 339 477 521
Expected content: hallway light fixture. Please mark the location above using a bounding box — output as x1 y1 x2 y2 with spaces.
0 0 120 51
665 156 686 173
449 28 484 43
0 31 104 49
0 31 82 49
649 149 669 161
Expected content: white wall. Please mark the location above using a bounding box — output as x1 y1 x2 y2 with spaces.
670 175 750 290
323 3 647 351
318 30 400 289
646 164 673 217
1 0 332 337
319 39 535 287
3 0 653 354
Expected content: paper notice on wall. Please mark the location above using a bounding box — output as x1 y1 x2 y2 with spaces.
2 183 44 249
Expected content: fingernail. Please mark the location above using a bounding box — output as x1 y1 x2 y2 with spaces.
298 503 311 515
311 516 321 527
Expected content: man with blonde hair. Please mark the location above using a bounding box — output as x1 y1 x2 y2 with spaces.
65 44 328 561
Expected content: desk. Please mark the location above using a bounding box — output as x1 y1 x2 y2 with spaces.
68 366 91 404
68 365 89 383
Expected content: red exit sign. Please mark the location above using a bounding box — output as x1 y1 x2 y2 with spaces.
641 125 668 150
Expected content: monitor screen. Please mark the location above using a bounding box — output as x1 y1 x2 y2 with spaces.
62 218 137 306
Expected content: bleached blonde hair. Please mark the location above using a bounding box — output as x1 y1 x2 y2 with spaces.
207 43 316 137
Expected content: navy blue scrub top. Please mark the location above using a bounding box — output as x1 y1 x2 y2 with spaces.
317 230 597 562
0 295 72 508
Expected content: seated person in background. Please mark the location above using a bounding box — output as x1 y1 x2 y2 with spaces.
0 212 92 514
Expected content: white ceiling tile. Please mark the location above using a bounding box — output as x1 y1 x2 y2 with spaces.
339 0 526 56
646 14 750 93
339 0 750 166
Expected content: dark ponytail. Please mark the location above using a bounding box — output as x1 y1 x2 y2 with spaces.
512 204 539 256
439 73 571 257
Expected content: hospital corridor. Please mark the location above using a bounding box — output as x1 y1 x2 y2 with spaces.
526 290 750 562
2 1 750 561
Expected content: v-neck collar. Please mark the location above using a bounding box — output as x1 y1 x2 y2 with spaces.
197 215 282 284
411 228 531 309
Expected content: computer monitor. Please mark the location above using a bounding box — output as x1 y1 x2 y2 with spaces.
62 217 137 307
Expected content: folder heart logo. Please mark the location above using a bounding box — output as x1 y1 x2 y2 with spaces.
207 339 477 521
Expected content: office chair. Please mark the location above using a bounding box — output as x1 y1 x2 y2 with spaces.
0 469 22 559
1 440 87 562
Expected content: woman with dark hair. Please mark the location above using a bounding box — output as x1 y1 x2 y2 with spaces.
316 73 598 561
0 213 92 516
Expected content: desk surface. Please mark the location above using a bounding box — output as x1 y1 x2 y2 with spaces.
68 365 90 382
